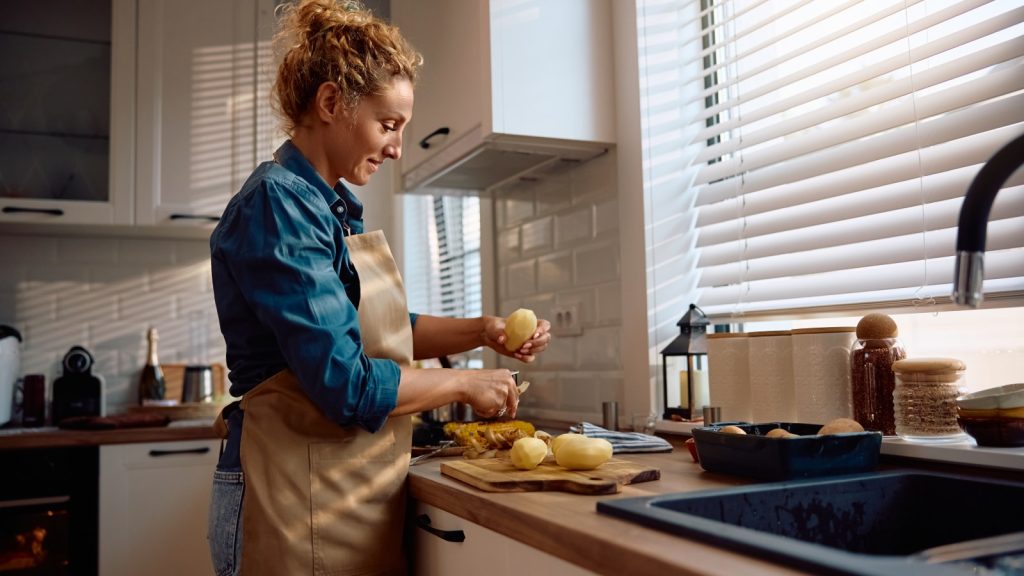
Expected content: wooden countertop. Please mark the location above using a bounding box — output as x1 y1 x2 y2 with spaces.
0 421 220 450
407 447 810 576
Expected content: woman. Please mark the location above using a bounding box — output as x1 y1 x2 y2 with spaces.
206 1 551 574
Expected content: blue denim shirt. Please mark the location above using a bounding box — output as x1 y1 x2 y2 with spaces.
210 140 415 434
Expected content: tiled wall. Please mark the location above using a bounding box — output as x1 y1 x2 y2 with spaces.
492 152 624 425
0 234 226 419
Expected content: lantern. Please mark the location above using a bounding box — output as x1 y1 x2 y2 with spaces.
660 304 709 421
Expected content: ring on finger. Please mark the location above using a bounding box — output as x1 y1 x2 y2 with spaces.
496 407 507 418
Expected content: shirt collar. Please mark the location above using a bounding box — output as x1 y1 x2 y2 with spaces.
273 140 365 235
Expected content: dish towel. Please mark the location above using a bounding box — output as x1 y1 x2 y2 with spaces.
570 422 673 453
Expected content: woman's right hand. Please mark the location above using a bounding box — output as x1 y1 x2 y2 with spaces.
461 369 519 419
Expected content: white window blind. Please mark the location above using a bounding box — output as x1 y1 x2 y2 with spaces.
403 195 482 320
655 0 1024 319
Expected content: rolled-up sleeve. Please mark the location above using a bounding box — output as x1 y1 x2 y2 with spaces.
217 179 399 432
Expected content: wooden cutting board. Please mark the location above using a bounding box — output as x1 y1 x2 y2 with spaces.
441 456 660 495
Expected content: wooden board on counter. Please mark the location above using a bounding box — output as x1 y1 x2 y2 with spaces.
441 457 660 495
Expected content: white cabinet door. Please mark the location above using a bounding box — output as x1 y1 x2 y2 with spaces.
391 0 615 184
0 0 135 226
391 0 487 172
135 0 259 227
99 440 219 576
413 501 597 576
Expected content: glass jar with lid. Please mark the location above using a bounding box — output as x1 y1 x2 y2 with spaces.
850 313 906 435
892 357 968 443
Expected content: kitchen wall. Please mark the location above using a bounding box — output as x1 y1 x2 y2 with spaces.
0 233 226 417
491 152 624 425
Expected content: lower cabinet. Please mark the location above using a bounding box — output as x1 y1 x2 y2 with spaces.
413 501 597 575
99 440 219 576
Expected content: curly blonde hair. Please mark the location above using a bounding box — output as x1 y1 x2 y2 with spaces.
273 0 422 135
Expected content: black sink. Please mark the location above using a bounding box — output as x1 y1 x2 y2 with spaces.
598 471 1024 575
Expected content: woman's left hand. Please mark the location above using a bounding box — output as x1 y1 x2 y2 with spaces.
482 316 552 363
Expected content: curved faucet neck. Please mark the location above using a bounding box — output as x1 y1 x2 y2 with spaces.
953 132 1024 307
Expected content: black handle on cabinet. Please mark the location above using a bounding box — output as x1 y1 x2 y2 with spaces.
418 127 450 149
2 206 64 216
415 513 465 543
169 213 220 222
148 447 211 457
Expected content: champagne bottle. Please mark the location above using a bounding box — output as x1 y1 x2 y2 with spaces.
139 327 167 404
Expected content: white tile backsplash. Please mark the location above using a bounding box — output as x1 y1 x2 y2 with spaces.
493 151 624 423
536 251 573 292
0 234 226 417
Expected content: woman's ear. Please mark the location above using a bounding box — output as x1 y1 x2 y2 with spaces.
313 82 341 123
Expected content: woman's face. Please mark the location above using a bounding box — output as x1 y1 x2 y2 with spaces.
328 77 414 186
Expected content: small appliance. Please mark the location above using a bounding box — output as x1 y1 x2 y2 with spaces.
52 346 104 426
0 325 22 426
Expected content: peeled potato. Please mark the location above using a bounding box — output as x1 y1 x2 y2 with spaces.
718 425 747 435
509 437 548 470
765 427 797 438
551 432 584 457
504 308 538 351
817 418 865 436
555 436 613 470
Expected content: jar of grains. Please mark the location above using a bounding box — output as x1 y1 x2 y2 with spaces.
850 313 906 435
892 358 968 443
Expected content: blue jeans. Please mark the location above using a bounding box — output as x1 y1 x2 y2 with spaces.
207 468 244 576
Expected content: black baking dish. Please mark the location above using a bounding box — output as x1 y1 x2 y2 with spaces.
691 422 882 481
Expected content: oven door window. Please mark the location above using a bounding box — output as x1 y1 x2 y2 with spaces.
0 497 70 574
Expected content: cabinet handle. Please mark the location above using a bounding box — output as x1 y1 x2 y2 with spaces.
419 127 450 149
415 513 466 543
169 213 220 222
2 206 64 216
148 447 211 457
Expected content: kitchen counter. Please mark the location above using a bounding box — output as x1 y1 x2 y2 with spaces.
0 420 219 450
407 438 1024 576
407 448 810 576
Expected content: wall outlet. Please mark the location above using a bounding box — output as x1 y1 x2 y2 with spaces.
551 304 583 336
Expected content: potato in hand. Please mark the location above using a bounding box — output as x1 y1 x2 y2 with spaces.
503 308 538 351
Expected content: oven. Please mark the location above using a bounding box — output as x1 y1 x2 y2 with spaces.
0 447 98 575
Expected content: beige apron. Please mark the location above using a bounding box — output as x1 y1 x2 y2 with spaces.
234 230 413 576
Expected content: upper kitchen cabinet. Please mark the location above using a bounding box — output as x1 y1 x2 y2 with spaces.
134 0 278 227
0 0 136 225
392 0 615 194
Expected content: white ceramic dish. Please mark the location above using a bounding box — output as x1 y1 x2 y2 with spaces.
956 383 1024 411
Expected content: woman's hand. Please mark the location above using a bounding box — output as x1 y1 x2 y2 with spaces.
481 315 552 363
461 369 520 419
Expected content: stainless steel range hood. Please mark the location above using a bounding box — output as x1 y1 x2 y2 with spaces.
400 124 611 195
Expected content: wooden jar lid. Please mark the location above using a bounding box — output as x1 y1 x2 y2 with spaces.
856 313 898 339
892 357 965 382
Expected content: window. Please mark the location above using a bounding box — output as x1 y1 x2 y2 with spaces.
639 0 1023 327
403 194 483 366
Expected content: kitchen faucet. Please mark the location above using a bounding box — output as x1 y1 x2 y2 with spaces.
952 132 1024 307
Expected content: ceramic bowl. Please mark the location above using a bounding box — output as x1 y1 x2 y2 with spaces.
956 383 1024 447
955 383 1024 411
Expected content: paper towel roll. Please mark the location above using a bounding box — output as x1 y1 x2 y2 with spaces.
707 333 751 423
792 327 857 424
748 331 795 422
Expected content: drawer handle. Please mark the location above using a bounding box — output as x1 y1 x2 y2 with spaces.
149 447 211 457
415 513 465 543
419 127 450 149
2 206 64 216
170 213 220 222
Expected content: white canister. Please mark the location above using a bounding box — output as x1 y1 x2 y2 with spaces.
707 333 751 423
791 327 857 425
748 331 795 422
0 325 22 426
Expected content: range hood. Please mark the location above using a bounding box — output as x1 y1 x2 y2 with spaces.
401 125 611 195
